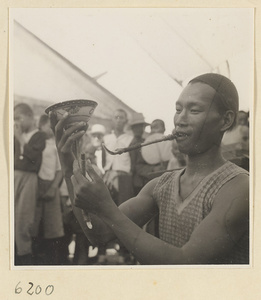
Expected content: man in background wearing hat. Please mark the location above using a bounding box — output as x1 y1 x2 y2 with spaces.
53 73 249 264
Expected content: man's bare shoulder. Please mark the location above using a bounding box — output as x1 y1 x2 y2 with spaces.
222 172 249 193
213 173 249 210
139 176 161 196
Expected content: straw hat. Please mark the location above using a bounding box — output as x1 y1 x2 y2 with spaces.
129 113 150 127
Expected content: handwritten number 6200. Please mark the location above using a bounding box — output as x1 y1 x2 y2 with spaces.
15 281 54 295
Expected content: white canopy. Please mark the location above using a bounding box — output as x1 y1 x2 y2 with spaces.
11 8 254 132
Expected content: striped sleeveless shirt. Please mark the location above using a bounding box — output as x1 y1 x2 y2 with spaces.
153 161 249 264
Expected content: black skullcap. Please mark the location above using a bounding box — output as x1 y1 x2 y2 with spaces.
189 73 239 113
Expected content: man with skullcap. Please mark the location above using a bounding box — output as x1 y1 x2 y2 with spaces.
51 73 249 265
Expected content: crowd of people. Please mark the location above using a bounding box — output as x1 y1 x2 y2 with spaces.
13 103 183 265
14 73 250 266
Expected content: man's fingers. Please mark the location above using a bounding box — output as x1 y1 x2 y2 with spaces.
53 112 69 142
72 159 87 183
58 121 87 147
72 159 94 185
71 175 85 207
51 110 88 150
85 159 101 181
59 130 86 153
72 158 101 183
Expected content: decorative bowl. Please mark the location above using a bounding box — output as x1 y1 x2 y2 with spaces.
45 99 98 128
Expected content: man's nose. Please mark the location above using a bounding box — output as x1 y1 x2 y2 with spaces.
175 110 188 127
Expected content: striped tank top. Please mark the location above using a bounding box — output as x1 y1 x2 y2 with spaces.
153 161 249 264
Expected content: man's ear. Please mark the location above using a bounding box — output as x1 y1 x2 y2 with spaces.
220 110 235 132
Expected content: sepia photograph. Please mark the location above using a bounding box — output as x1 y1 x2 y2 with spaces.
9 7 253 271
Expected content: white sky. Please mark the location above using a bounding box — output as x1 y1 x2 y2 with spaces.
11 8 254 133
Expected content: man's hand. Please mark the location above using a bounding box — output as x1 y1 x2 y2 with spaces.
49 111 88 177
71 160 117 216
42 186 56 202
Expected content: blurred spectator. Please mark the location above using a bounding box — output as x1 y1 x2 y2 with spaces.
89 124 106 175
85 143 103 177
222 111 249 146
140 119 172 179
59 179 74 264
150 119 166 134
90 124 106 148
129 113 150 195
103 109 134 205
237 110 249 126
222 110 249 170
14 103 46 265
59 164 94 265
31 114 64 265
102 109 134 264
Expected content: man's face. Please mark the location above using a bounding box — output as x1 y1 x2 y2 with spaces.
113 110 127 131
174 82 224 155
91 132 104 148
150 121 164 134
131 124 145 138
14 109 33 133
41 120 53 138
237 112 248 126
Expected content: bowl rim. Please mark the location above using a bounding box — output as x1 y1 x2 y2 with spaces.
45 99 98 114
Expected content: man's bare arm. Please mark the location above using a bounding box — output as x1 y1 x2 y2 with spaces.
69 174 159 246
97 174 249 264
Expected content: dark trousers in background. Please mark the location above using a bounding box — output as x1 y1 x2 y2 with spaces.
104 171 134 262
108 171 134 206
63 210 91 265
32 236 65 265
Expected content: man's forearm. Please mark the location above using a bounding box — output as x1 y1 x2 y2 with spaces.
100 208 185 265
